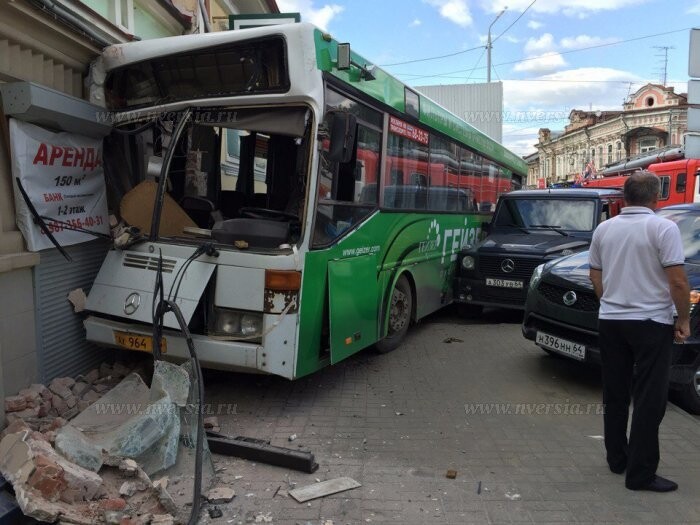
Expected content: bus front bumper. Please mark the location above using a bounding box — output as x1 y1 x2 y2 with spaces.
84 315 293 378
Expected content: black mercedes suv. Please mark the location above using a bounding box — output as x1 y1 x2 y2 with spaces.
454 188 624 315
522 204 700 414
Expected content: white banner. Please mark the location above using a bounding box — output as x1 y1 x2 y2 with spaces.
10 119 109 251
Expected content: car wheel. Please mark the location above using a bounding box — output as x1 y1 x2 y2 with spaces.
375 275 412 354
457 304 483 318
678 362 700 415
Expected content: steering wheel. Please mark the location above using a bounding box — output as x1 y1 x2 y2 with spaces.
239 207 299 222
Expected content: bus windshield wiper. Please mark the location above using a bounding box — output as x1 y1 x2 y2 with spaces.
529 224 569 236
507 223 531 234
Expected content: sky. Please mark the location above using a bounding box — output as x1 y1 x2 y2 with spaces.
275 0 699 156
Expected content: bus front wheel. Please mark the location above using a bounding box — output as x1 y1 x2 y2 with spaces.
375 275 413 354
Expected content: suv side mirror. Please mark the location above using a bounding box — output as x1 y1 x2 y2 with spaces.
328 111 357 164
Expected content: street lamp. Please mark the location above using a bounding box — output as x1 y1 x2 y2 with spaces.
486 7 507 83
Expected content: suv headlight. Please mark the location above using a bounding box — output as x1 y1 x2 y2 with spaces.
530 264 545 289
690 290 700 313
461 255 475 270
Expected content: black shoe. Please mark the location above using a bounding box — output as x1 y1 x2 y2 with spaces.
627 475 678 492
609 464 625 474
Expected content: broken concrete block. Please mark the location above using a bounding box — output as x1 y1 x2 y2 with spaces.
51 396 69 416
100 497 127 511
55 424 104 472
19 388 41 407
27 454 67 501
85 369 100 384
0 432 34 485
28 383 52 400
112 362 132 378
10 406 40 419
118 459 138 477
37 401 51 418
206 485 236 504
4 396 27 413
103 509 128 524
150 514 175 525
119 480 146 497
100 363 114 378
0 420 31 440
30 438 103 503
71 382 90 397
82 389 102 406
48 378 75 400
64 394 77 409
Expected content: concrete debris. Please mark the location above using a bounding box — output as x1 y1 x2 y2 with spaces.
207 486 236 504
67 288 87 313
0 359 196 524
209 506 223 518
446 469 457 479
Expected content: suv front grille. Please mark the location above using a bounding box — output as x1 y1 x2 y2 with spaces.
538 281 598 311
478 255 541 280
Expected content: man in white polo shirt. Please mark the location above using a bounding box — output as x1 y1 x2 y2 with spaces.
589 170 690 492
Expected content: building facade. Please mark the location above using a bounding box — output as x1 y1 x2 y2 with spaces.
533 84 688 187
0 0 278 426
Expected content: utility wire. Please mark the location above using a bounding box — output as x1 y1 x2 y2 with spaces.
464 47 487 83
380 44 485 67
492 0 537 44
391 27 690 80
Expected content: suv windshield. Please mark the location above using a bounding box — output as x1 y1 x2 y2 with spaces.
493 198 597 232
657 208 700 261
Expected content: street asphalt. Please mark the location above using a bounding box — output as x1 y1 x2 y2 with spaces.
198 306 700 525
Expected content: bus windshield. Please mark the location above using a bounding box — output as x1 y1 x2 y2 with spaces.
108 106 311 250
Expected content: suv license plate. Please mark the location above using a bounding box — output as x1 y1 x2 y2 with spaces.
486 277 523 289
536 332 585 360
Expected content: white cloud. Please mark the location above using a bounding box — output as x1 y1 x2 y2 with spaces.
560 34 619 49
480 0 649 17
409 18 422 27
513 52 567 74
527 20 543 30
275 0 344 30
501 67 644 154
524 33 556 54
687 2 700 14
423 0 472 27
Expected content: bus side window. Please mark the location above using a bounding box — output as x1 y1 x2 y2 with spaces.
600 203 610 222
676 173 686 193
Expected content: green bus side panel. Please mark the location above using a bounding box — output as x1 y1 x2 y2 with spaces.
328 256 379 364
295 212 486 379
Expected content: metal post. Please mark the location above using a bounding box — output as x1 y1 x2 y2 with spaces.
487 8 507 83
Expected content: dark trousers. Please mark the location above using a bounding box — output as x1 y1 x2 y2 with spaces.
598 319 673 488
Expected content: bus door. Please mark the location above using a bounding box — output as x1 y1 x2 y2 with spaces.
328 256 379 363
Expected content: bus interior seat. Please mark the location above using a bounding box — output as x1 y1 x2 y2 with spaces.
179 195 216 228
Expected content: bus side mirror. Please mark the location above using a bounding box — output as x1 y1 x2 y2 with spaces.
328 112 357 164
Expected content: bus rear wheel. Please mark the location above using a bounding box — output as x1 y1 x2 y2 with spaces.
375 275 413 354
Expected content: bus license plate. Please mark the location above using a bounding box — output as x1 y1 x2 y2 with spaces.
536 332 585 360
113 331 167 354
486 277 523 289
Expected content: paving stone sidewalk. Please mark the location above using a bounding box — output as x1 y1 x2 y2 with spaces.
198 307 700 525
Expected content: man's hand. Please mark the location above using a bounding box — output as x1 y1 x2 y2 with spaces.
674 317 690 343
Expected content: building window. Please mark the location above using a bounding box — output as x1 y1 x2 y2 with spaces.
639 137 656 153
111 0 134 32
607 144 613 165
616 141 622 161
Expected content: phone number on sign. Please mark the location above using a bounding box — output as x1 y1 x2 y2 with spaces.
40 215 105 234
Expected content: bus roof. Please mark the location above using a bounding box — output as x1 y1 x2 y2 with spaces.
99 22 527 178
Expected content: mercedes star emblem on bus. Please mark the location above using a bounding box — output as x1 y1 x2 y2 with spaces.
124 292 141 315
501 259 515 273
563 291 578 306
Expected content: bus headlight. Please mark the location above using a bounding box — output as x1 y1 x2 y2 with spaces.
210 308 263 340
530 264 545 289
461 256 475 270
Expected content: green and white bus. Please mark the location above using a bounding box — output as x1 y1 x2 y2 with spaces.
84 22 527 379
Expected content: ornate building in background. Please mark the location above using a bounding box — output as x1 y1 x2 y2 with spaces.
527 84 688 188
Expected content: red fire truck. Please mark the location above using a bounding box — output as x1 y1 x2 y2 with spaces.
582 148 700 207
